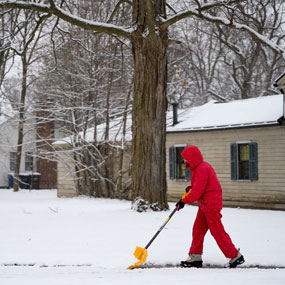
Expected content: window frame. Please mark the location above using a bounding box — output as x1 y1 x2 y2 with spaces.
10 152 16 171
238 143 250 180
169 145 191 181
231 142 258 181
25 152 34 171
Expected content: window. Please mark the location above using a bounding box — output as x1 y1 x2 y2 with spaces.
238 144 249 179
25 152 34 171
10 152 16 171
231 142 258 181
169 145 191 180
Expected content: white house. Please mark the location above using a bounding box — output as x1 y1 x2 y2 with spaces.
0 97 38 188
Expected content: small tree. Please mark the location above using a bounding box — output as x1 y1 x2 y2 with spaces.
0 9 21 89
2 9 50 191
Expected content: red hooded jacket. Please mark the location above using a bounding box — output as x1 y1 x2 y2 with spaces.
181 146 223 212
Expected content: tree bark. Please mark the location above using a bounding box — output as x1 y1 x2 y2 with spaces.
131 30 169 211
13 56 27 192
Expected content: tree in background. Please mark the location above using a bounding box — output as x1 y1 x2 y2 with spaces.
213 0 285 100
167 0 285 107
0 9 21 89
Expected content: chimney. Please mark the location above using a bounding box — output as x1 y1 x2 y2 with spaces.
172 103 179 126
274 71 285 121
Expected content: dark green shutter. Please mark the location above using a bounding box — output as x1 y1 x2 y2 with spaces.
185 168 191 181
230 143 237 180
249 143 258 181
169 147 175 180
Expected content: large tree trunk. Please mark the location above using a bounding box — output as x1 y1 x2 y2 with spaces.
131 31 169 211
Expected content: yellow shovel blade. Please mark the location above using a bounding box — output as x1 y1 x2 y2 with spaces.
127 246 148 269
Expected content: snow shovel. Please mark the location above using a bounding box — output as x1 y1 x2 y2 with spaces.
127 206 178 269
127 189 191 270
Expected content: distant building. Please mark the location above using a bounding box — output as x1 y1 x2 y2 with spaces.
0 97 57 189
54 116 132 198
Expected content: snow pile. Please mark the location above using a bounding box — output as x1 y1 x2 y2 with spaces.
0 189 284 285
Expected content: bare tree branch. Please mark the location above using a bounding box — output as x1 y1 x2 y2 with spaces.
162 1 284 56
162 0 247 28
107 0 132 24
0 0 132 39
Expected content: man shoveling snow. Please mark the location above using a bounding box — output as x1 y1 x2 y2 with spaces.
176 145 245 268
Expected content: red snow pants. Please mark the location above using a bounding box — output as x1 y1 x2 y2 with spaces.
189 208 238 258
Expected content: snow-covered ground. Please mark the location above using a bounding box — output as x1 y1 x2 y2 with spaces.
0 189 284 285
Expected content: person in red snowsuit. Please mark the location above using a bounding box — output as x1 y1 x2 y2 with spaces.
176 145 244 268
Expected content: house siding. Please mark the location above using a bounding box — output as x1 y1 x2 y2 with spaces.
57 146 77 197
166 125 285 210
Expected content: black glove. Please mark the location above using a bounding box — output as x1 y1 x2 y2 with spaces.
176 199 185 211
185 186 192 193
184 161 190 169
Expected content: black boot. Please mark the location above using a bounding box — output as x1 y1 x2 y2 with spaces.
228 251 245 268
181 254 203 268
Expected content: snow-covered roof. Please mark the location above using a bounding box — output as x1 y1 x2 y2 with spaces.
54 115 132 145
167 95 283 132
54 95 283 145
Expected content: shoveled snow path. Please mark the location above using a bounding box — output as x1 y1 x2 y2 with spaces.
0 265 285 285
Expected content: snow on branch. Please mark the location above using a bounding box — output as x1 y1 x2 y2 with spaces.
199 0 247 12
162 0 246 27
162 2 284 58
0 0 133 39
199 14 285 57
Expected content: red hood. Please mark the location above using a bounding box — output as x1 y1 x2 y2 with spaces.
181 146 204 170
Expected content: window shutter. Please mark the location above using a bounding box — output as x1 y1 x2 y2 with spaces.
169 147 175 180
249 143 258 181
230 144 237 180
185 168 191 181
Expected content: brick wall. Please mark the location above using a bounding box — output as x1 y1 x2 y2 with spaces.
36 111 57 189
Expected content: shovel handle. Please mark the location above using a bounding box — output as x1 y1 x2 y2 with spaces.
145 207 177 250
